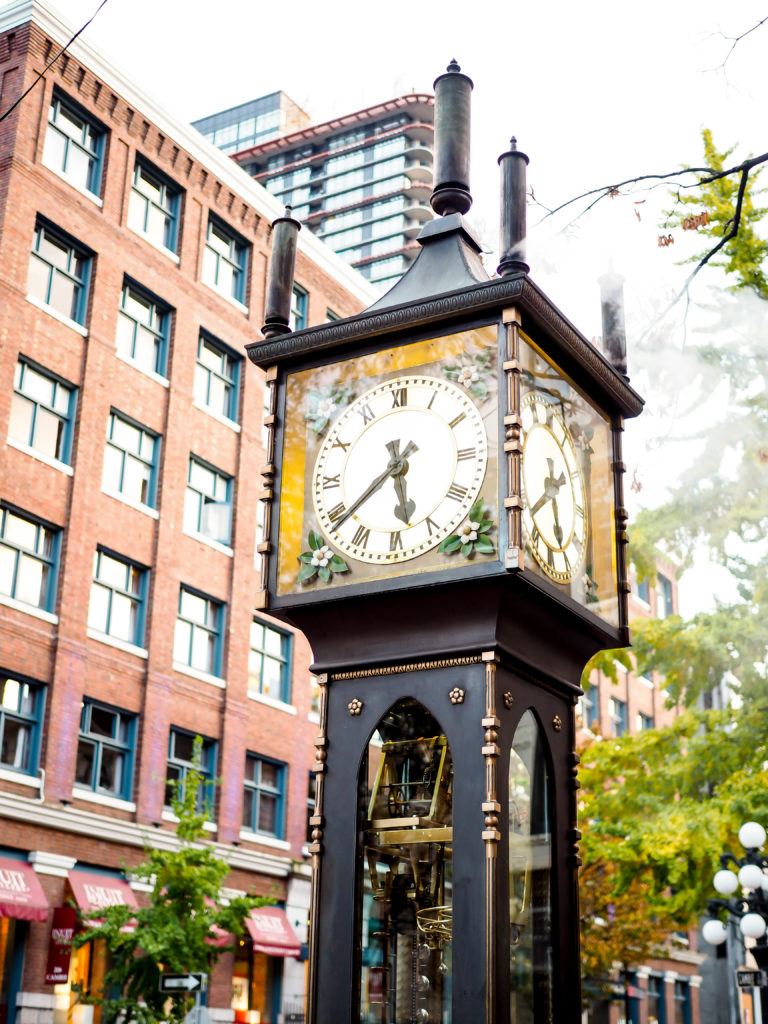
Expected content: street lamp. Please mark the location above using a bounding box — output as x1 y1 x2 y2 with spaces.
702 821 768 1024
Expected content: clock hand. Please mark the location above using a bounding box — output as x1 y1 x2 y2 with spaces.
334 440 418 529
551 498 563 548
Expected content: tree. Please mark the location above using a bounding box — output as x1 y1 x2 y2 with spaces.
72 741 270 1024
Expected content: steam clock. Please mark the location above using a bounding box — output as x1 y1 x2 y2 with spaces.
247 62 643 1024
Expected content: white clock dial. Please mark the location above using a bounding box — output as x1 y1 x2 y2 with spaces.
521 393 587 583
312 375 488 564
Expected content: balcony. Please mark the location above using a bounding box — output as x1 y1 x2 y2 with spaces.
405 161 434 184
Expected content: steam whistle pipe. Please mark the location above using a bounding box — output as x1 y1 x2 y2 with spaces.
430 59 473 217
262 208 301 338
497 137 530 276
599 272 629 380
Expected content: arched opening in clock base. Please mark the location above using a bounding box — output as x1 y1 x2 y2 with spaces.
509 709 554 1024
356 698 453 1024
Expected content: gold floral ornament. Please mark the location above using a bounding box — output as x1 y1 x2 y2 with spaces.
449 687 465 705
438 500 495 559
297 531 349 584
348 698 363 716
503 692 514 709
552 715 562 732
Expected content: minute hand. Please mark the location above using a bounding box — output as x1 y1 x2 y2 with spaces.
334 440 418 529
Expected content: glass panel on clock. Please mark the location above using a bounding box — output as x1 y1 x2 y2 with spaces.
357 698 453 1024
519 335 618 625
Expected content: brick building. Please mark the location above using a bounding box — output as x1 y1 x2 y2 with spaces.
0 2 375 1023
579 563 705 1024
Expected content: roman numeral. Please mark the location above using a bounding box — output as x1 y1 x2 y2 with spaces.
457 447 476 462
331 437 350 452
446 483 468 502
391 388 408 408
547 547 555 568
352 525 370 547
449 412 466 430
359 404 375 424
575 504 584 519
562 551 571 572
328 502 346 524
322 474 340 489
424 516 438 536
531 525 542 549
389 531 403 551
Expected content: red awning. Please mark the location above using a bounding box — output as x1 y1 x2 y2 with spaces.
245 907 301 957
67 870 138 927
0 858 49 922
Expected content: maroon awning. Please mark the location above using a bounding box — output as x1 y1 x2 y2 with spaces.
0 858 49 922
245 907 301 957
67 870 138 927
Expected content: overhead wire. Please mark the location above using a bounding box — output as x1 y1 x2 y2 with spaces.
0 0 111 124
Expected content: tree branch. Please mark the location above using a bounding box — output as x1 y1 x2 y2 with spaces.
715 15 768 70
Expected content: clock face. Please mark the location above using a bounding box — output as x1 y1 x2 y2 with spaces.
275 326 499 598
521 393 587 583
312 375 488 564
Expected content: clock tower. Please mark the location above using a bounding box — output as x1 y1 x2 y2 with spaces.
247 62 642 1024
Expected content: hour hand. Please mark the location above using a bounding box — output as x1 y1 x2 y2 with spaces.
393 474 415 524
387 440 417 524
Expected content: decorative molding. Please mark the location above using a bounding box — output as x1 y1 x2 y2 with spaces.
502 309 524 573
481 655 500 1024
28 850 76 876
448 687 465 705
307 671 329 1024
330 654 482 681
347 698 363 716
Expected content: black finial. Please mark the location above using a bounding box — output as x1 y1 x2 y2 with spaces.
431 60 473 217
599 273 629 380
262 207 301 339
497 136 529 276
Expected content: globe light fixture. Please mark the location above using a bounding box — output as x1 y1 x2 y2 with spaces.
739 864 766 891
740 913 768 939
714 869 739 895
701 918 728 946
740 822 767 851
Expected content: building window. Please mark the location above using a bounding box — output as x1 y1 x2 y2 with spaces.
608 696 627 738
636 711 654 731
248 619 291 703
102 411 159 509
647 974 666 1024
127 159 180 252
243 754 285 838
194 334 240 422
75 700 135 800
202 216 248 304
184 458 232 546
0 507 59 612
657 574 674 617
42 91 104 196
0 674 45 775
28 220 91 325
673 980 690 1024
290 285 307 331
9 359 75 464
116 281 170 377
87 549 147 648
635 577 650 603
166 729 216 813
173 587 224 677
306 771 317 843
579 686 599 729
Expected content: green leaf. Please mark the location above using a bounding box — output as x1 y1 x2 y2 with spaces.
469 498 484 521
330 556 349 572
297 563 318 583
308 530 323 551
298 552 314 563
439 535 462 553
471 384 488 401
318 565 331 583
313 417 329 435
478 521 493 533
460 542 474 557
474 535 495 553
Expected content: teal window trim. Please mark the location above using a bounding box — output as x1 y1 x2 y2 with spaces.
129 158 181 252
248 618 292 703
103 409 159 509
75 699 135 800
11 357 76 465
673 980 690 1024
117 279 171 377
45 89 105 196
290 284 307 331
243 753 286 839
0 504 60 612
203 215 248 303
184 456 232 545
194 332 241 422
174 586 225 676
0 673 46 776
165 729 216 815
647 974 667 1024
88 547 148 647
29 219 92 326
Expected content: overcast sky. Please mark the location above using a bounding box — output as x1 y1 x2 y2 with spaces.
57 0 768 612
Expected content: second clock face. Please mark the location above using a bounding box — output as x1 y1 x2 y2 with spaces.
312 375 488 563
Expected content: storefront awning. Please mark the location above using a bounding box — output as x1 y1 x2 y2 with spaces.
0 858 49 922
245 906 301 957
67 870 138 927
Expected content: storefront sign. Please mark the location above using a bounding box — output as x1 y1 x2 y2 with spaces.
0 858 49 922
244 907 301 957
45 906 76 984
737 969 767 988
67 870 138 928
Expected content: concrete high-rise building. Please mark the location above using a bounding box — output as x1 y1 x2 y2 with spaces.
192 92 312 156
0 3 374 1024
195 93 435 293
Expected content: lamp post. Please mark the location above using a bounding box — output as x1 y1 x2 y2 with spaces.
702 822 768 1024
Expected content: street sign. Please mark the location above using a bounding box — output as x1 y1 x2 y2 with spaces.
159 974 207 994
736 969 767 989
